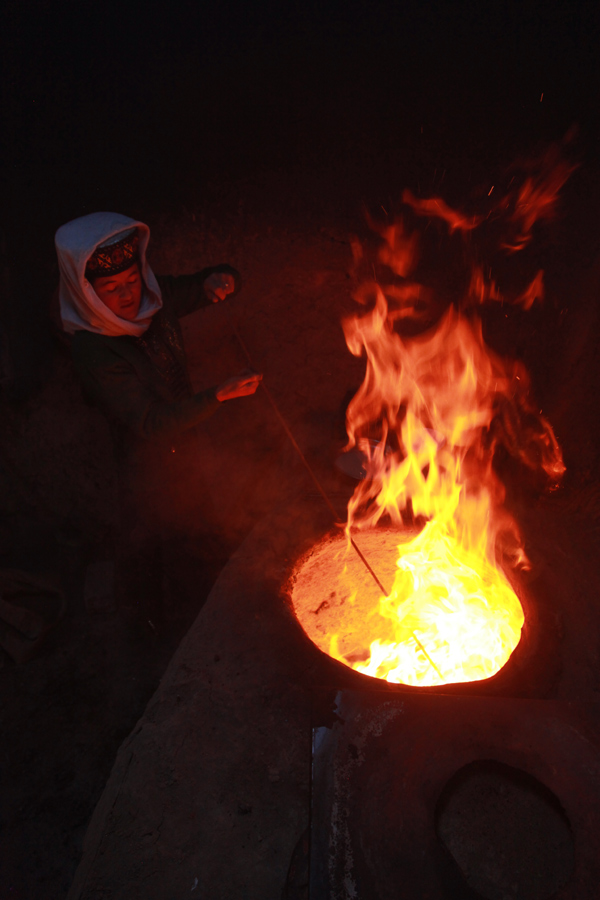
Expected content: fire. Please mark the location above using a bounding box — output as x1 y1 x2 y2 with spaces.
292 153 569 686
353 524 525 685
339 298 529 686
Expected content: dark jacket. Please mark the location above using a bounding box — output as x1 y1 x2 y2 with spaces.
70 266 238 458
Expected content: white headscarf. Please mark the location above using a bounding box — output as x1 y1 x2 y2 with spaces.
55 211 163 337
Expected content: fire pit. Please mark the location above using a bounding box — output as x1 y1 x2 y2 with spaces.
285 520 561 699
285 160 584 896
289 159 569 694
291 526 525 688
288 296 563 694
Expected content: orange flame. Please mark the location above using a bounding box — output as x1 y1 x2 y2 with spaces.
293 157 570 686
501 152 576 253
402 189 484 233
337 286 562 684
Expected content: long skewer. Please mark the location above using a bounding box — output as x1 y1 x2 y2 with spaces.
226 306 444 680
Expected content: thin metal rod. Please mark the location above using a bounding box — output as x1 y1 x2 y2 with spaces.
347 535 443 678
227 311 342 523
227 308 443 680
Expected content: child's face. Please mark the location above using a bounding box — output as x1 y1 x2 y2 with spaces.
91 263 143 320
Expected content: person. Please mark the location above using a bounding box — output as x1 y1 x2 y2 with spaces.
55 211 262 633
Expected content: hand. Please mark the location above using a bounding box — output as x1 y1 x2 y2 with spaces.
215 370 263 402
204 271 236 303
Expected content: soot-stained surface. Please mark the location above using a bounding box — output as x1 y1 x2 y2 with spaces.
437 760 575 900
310 692 599 900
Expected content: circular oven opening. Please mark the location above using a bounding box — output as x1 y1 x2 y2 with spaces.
435 759 574 900
290 527 524 687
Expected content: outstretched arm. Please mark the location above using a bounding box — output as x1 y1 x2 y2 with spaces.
72 339 261 441
215 370 263 402
156 265 241 318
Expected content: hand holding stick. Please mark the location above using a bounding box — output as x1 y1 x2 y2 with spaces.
215 369 263 402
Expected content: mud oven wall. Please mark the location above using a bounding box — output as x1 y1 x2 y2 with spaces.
67 490 600 900
273 494 600 899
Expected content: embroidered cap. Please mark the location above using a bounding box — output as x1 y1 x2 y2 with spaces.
85 228 139 280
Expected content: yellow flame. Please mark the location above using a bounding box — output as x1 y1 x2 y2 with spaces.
349 522 524 686
336 292 533 685
293 183 566 687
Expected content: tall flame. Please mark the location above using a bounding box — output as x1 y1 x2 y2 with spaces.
341 289 561 685
293 152 569 687
344 294 563 556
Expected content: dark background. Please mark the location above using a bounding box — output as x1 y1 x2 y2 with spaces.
1 0 600 397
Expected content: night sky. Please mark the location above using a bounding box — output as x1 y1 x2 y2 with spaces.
1 0 599 392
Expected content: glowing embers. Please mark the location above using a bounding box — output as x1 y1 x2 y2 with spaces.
292 529 524 687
